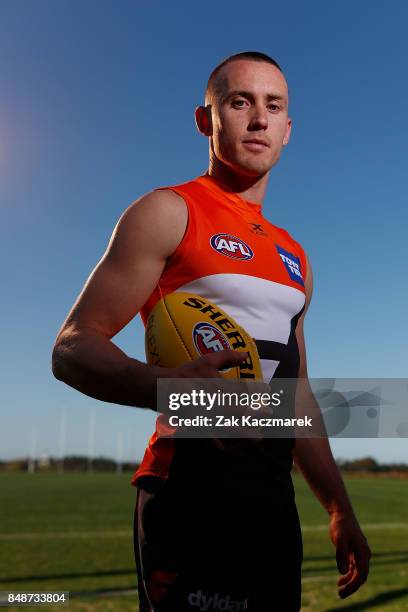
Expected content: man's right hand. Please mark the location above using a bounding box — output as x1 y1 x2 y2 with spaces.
158 349 272 443
174 349 250 379
151 349 251 412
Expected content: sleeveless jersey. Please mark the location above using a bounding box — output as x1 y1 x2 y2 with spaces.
131 174 307 500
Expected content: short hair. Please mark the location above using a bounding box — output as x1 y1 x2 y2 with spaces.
205 51 283 106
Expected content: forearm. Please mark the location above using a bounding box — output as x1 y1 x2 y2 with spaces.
294 437 354 516
294 378 354 516
52 327 163 410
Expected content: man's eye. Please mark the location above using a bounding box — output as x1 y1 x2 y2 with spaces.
232 99 247 107
268 104 280 112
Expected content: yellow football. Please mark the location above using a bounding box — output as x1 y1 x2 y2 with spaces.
145 292 262 381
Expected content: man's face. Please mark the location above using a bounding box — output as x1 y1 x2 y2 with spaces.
209 60 291 177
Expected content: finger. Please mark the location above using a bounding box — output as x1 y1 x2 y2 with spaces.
338 566 368 599
339 549 370 595
337 571 353 587
338 566 358 598
242 380 272 400
338 552 369 599
336 543 350 575
202 349 249 370
354 540 371 580
337 559 355 586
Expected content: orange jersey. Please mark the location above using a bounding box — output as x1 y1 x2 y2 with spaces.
131 174 307 495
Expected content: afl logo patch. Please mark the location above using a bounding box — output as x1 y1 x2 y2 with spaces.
210 233 254 260
193 322 230 355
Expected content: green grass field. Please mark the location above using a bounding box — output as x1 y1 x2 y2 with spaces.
0 472 407 611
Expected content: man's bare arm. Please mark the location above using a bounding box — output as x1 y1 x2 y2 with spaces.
52 189 246 410
293 257 371 599
294 260 354 516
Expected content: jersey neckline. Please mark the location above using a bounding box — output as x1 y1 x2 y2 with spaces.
196 173 263 214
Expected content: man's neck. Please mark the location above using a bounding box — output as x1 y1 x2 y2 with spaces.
206 161 269 205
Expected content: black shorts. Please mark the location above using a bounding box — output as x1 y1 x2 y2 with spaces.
133 475 303 611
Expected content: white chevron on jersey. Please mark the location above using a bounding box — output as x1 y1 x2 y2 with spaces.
175 273 305 382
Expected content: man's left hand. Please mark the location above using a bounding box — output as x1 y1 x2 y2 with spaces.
329 511 372 599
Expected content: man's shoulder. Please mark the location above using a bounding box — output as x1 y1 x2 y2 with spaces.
134 185 186 207
122 175 205 227
122 186 187 224
129 173 203 209
105 187 188 263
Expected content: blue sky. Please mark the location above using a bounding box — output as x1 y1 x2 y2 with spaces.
1 0 407 465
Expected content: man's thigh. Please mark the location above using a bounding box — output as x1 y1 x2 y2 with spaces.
133 476 302 611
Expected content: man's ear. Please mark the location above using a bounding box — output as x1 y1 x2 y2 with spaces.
283 117 292 146
194 105 212 136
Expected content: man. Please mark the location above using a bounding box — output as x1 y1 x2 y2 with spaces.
52 51 371 611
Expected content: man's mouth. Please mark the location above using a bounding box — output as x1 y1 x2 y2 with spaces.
242 139 269 151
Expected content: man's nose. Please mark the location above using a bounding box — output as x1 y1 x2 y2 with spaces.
248 104 268 130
